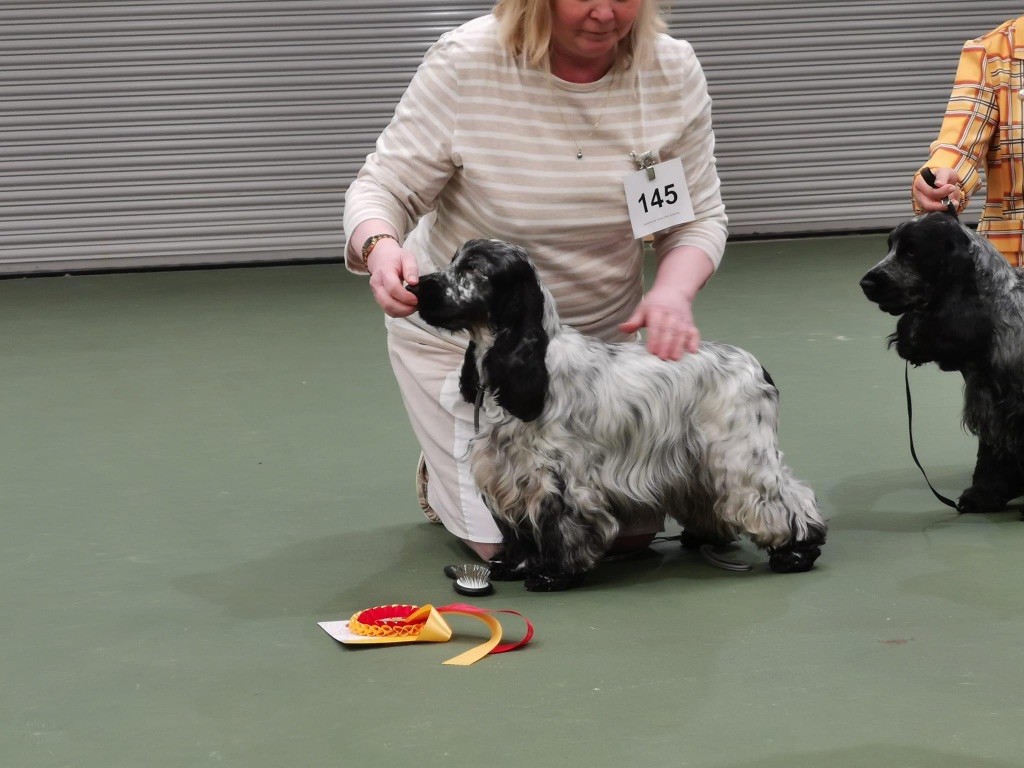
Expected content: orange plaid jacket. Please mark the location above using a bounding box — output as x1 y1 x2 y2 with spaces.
913 17 1024 265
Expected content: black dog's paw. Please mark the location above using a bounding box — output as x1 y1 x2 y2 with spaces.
957 486 1008 514
524 570 585 592
487 556 527 581
768 543 821 573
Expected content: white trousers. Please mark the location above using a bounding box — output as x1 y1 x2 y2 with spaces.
387 316 502 543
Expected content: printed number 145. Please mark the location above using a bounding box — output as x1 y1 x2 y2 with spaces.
637 183 679 214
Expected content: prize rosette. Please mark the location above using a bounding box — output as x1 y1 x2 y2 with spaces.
318 602 533 666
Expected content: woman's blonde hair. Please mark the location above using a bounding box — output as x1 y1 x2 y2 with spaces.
493 0 666 71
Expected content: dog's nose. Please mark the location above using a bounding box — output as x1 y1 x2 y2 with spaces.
405 281 420 296
859 273 880 297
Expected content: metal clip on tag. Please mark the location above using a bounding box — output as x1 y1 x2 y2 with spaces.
630 150 658 181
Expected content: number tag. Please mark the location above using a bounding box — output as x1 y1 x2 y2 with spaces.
623 157 694 239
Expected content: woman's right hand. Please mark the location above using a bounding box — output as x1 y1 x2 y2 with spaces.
366 238 420 317
913 167 961 212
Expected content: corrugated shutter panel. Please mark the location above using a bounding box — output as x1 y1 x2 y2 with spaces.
0 1 490 274
1 2 1021 274
674 2 1023 236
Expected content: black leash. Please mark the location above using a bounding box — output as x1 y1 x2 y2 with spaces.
904 362 961 511
474 384 485 432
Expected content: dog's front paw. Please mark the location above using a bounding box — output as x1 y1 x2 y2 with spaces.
487 556 527 581
524 569 585 592
957 486 1008 514
768 543 821 573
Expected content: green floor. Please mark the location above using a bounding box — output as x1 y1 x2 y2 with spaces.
2 234 1022 767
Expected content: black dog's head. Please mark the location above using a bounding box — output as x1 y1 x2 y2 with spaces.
410 239 550 421
860 212 992 371
410 239 539 333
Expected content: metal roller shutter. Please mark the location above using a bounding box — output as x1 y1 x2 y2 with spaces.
675 2 1023 236
0 1 1021 274
0 1 490 274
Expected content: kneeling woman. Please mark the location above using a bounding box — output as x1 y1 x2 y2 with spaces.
343 0 728 560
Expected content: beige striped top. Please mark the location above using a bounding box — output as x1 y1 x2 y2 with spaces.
344 14 728 341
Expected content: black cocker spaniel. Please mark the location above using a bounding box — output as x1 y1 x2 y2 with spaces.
861 212 1024 513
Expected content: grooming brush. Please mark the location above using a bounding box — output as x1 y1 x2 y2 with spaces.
444 563 494 597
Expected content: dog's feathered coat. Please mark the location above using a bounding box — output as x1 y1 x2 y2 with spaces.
411 239 827 590
861 212 1024 512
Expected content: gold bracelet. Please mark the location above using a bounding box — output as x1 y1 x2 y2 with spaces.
956 187 969 214
361 233 398 263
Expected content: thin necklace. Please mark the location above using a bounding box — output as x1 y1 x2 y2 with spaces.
547 71 615 160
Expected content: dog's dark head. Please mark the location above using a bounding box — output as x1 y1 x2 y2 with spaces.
410 239 550 421
860 212 992 371
860 213 975 314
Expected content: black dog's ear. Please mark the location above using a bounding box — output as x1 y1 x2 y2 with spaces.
929 225 992 369
926 291 993 371
484 333 549 421
889 286 992 371
459 340 480 404
481 262 549 421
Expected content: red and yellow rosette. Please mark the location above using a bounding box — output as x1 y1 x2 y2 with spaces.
318 602 533 666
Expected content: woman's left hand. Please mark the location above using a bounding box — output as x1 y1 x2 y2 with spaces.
619 286 700 361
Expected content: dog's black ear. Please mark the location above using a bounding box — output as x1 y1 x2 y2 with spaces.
890 287 992 371
482 260 549 421
484 333 549 421
932 220 977 286
459 340 480 404
927 226 993 370
928 293 993 371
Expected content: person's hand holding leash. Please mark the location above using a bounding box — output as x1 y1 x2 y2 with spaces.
913 167 961 214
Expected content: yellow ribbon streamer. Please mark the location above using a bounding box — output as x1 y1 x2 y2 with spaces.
437 608 503 666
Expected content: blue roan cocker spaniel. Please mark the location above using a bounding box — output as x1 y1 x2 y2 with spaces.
410 239 828 590
862 211 1024 514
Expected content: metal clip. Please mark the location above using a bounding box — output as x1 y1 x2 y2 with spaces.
630 150 659 181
